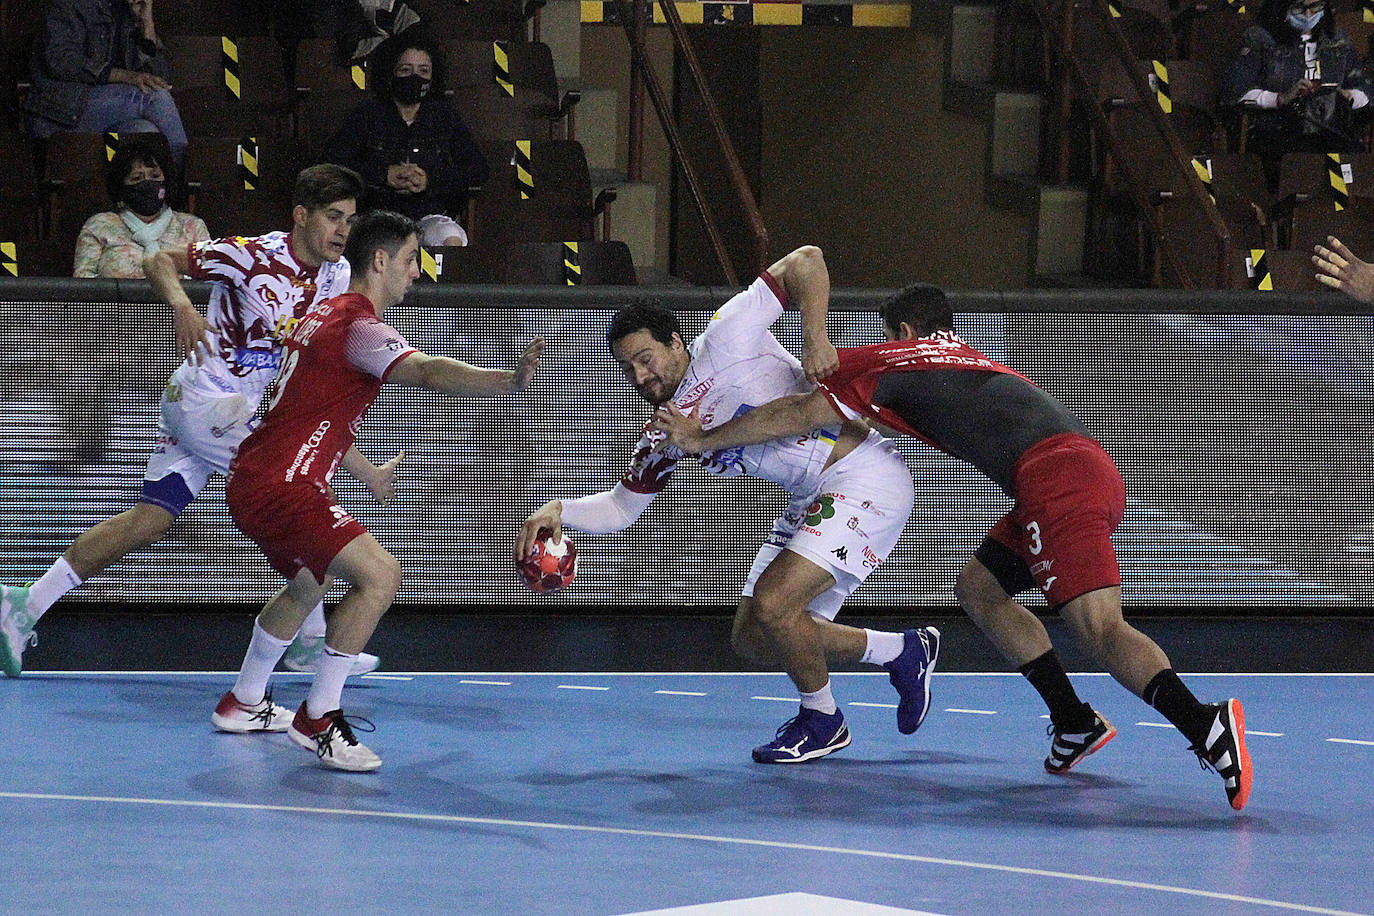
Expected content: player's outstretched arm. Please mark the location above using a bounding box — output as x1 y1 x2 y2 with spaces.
768 246 836 382
145 246 211 364
1313 236 1374 303
390 338 544 396
517 500 564 560
651 390 839 453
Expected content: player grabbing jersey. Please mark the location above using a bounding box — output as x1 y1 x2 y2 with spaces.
518 246 940 765
218 209 543 771
0 165 392 682
651 281 1252 811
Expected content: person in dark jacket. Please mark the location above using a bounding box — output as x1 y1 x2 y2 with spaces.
1223 0 1372 180
24 0 188 163
324 33 488 246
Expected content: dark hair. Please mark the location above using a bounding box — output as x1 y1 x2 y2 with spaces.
606 299 681 350
880 283 954 337
293 163 365 211
371 31 446 99
1258 0 1335 42
344 209 419 273
104 138 172 205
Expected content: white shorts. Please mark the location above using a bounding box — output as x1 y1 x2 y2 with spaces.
742 433 914 620
142 373 258 508
418 213 468 247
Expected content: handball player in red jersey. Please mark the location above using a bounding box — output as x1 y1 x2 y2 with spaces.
652 282 1251 811
218 209 543 771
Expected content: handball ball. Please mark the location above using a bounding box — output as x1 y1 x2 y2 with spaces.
517 529 578 593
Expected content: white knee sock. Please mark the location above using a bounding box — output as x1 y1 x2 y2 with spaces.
231 620 292 706
298 602 327 640
860 628 905 666
799 681 837 715
26 557 84 622
306 647 357 718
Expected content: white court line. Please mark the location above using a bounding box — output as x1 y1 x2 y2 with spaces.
1249 731 1285 737
459 680 512 686
557 685 610 691
655 690 707 697
849 702 897 709
944 709 997 716
0 791 1360 916
1138 722 1175 729
751 696 798 703
360 675 412 681
1327 738 1374 747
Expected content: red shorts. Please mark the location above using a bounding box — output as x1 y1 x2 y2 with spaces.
979 433 1126 609
226 474 367 584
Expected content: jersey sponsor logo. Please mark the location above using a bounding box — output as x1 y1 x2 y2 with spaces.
285 420 332 482
329 504 355 529
235 347 282 370
805 495 836 526
846 516 870 539
1030 558 1054 575
861 545 882 569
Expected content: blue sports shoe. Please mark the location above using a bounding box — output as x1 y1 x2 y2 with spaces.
752 707 851 764
883 626 940 734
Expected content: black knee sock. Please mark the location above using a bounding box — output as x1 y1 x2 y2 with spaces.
1142 669 1212 746
1019 650 1094 730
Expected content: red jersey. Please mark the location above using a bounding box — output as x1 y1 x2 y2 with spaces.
228 292 416 495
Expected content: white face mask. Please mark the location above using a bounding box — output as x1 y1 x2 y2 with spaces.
1287 7 1323 31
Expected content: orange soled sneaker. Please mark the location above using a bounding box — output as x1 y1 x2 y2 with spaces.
288 702 381 772
1193 698 1252 811
1044 708 1117 774
211 689 292 733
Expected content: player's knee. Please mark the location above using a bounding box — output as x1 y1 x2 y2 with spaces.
747 582 797 630
1063 607 1117 649
730 605 768 660
955 563 1000 617
363 553 403 601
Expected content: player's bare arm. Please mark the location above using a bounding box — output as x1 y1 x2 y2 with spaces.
1313 236 1374 303
768 246 837 383
651 390 839 454
388 338 544 395
144 246 210 364
340 447 404 503
517 500 564 560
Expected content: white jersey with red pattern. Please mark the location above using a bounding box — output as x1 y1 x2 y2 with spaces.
181 231 351 406
227 292 415 496
619 273 848 499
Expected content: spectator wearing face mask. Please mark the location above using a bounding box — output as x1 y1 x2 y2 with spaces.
73 142 208 279
1222 0 1372 181
323 33 488 247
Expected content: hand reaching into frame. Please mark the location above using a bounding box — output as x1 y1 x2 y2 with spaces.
1313 236 1374 303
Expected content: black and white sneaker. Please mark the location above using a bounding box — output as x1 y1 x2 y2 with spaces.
1192 698 1252 811
288 703 381 772
1044 708 1117 774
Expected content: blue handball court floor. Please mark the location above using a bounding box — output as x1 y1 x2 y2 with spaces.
2 657 1372 915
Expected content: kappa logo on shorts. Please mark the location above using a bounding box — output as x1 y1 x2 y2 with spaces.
831 545 849 562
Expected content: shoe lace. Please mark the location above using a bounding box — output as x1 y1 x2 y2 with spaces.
773 715 801 740
248 688 279 727
315 712 376 759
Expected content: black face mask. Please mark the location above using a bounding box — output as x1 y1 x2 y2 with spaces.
122 179 166 217
392 74 431 105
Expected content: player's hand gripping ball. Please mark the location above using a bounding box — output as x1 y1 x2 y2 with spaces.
517 529 578 593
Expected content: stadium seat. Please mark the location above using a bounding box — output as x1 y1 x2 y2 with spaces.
1286 194 1374 254
1195 152 1272 248
405 0 532 41
156 0 272 37
183 136 299 238
165 35 292 138
1177 0 1253 85
1230 247 1332 291
504 241 637 285
0 237 72 277
292 38 369 93
418 244 503 283
468 140 600 247
0 129 42 239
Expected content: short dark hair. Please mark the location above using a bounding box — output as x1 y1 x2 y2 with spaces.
880 283 954 337
104 138 172 205
294 163 365 211
372 31 447 98
606 299 681 351
344 209 419 274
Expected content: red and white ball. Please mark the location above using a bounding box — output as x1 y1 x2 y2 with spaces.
517 529 578 593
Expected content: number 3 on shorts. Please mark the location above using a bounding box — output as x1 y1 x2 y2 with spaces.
1025 520 1043 555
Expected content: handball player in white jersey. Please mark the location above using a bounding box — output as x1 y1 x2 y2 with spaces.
518 246 940 763
0 165 394 690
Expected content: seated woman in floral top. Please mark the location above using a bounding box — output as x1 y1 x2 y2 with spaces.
73 140 208 278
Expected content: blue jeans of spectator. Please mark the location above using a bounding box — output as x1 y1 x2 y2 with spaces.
31 84 188 163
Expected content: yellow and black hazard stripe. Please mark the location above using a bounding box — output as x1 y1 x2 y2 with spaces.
562 241 582 285
1151 60 1171 114
1363 0 1374 22
1248 249 1272 290
419 246 439 282
1192 157 1215 205
1 242 16 277
493 41 514 98
238 137 258 191
1107 0 1121 17
584 2 907 26
222 36 241 100
513 140 533 200
1226 0 1246 12
104 132 119 161
351 62 366 91
1328 153 1348 211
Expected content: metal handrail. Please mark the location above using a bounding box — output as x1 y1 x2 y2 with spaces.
1038 0 1233 287
612 0 768 284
